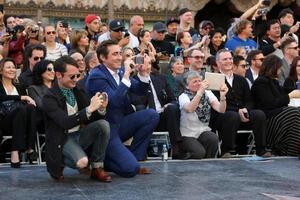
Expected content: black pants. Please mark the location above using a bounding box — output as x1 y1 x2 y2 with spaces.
0 104 36 151
155 104 183 154
212 110 267 154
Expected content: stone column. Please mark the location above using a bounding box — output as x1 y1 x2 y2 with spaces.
108 0 114 21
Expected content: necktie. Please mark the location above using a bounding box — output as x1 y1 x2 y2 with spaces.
147 83 156 109
113 72 120 85
60 88 76 107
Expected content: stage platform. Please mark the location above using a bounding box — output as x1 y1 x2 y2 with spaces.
0 157 300 200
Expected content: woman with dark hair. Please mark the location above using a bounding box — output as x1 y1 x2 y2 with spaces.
208 28 225 56
283 56 300 93
0 58 37 167
251 54 300 156
28 59 55 109
134 29 156 62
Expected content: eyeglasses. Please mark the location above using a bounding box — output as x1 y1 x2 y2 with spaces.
69 74 81 80
46 31 56 35
239 64 249 69
33 56 44 61
190 55 205 60
254 58 264 62
46 66 55 72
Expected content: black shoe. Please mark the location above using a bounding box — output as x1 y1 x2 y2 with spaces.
27 151 38 164
10 161 21 168
172 152 192 160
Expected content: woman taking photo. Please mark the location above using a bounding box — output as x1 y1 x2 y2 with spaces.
135 29 156 62
0 58 37 167
251 54 300 156
178 71 228 159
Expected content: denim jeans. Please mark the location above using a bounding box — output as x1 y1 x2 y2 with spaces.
62 119 110 169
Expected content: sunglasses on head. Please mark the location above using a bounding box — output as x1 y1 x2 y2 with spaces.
46 66 54 72
69 74 81 80
33 56 44 61
46 31 56 35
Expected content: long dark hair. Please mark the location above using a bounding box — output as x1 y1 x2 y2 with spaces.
32 59 54 85
289 56 300 82
259 54 282 79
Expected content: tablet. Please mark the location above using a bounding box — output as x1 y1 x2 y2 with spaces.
205 72 225 91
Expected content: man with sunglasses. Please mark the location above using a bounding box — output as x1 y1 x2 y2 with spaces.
279 37 299 85
192 20 214 44
233 55 248 78
98 19 129 48
245 50 264 88
19 44 46 88
43 56 111 182
86 40 159 177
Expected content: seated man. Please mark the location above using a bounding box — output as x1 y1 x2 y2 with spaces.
131 71 190 159
211 49 270 158
86 40 159 177
43 56 111 182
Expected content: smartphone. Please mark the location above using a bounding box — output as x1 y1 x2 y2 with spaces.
124 31 130 38
134 55 144 65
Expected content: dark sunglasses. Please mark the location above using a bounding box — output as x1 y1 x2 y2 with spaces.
239 64 248 68
289 46 299 50
33 56 44 61
69 74 81 80
46 66 54 72
190 55 204 60
113 28 124 32
254 58 264 62
46 31 56 35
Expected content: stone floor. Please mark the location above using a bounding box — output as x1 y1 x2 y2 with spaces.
0 157 300 200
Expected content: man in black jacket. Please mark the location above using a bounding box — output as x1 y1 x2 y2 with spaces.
131 72 190 159
211 49 270 158
43 56 111 182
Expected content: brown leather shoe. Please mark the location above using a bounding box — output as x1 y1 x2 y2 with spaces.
138 167 151 175
90 168 112 182
79 167 91 175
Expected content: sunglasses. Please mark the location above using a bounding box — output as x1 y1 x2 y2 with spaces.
46 66 54 72
239 64 249 69
289 46 299 50
190 55 205 60
113 28 124 32
69 74 81 80
46 31 56 35
254 58 264 62
33 56 44 61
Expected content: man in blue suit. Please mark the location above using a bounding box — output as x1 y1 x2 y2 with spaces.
86 40 159 177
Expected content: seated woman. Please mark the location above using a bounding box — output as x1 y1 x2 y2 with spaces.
166 56 185 98
283 56 300 93
0 58 37 167
28 60 55 110
251 54 300 156
178 71 228 159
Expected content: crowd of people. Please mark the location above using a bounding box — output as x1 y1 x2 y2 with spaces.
1 0 300 182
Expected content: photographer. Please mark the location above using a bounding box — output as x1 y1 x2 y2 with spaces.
25 22 42 46
8 25 26 69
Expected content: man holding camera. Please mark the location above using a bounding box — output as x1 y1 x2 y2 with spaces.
211 49 270 158
97 19 130 48
43 56 111 182
86 40 159 177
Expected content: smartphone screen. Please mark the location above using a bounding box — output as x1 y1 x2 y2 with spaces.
135 56 144 65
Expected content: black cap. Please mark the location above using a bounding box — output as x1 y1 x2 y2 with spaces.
166 17 180 26
153 22 167 32
109 20 125 31
179 8 191 16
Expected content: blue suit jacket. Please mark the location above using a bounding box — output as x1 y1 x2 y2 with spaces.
86 64 150 124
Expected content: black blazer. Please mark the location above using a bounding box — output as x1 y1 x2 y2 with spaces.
251 76 289 118
42 82 104 178
283 77 297 94
245 68 254 85
0 82 26 103
131 74 177 110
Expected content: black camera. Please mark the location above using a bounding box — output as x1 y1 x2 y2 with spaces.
124 30 130 38
257 8 269 16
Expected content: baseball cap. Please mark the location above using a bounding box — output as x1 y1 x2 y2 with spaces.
199 20 214 29
85 14 99 25
166 17 180 26
153 22 167 32
109 20 125 32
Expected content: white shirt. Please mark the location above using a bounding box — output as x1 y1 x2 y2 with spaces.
125 31 139 49
250 67 259 81
66 102 80 133
44 42 68 61
4 86 18 95
221 71 234 87
179 91 217 138
98 32 111 44
149 79 163 113
106 66 131 87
